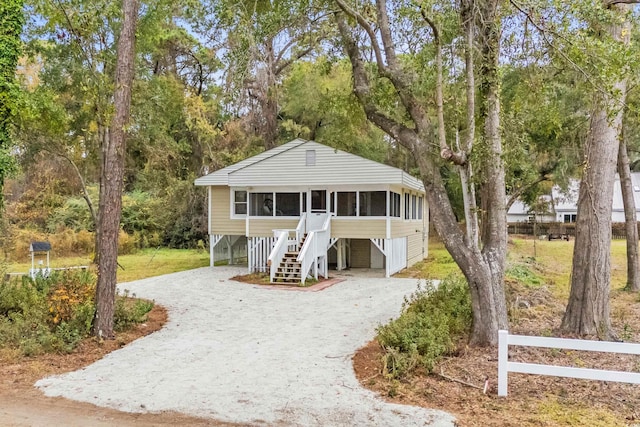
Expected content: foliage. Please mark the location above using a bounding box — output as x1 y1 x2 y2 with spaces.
0 270 94 355
377 275 472 379
506 264 544 288
0 0 25 209
0 269 153 356
114 290 153 331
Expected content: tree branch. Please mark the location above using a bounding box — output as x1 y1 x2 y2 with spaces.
421 7 466 166
334 0 387 74
335 13 424 154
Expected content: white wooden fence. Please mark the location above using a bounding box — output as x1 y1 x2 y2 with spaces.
498 329 640 396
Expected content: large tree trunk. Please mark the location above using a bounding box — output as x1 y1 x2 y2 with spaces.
335 0 508 346
617 134 639 291
93 0 138 339
561 4 629 338
474 0 509 345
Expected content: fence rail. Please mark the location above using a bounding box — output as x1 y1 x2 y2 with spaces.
507 222 634 240
498 330 640 396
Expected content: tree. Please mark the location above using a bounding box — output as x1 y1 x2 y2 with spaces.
93 0 138 338
335 0 508 346
617 132 640 291
211 0 330 149
561 2 633 337
0 0 24 211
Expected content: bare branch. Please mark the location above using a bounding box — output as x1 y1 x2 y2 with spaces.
335 13 422 154
420 7 466 166
334 0 387 73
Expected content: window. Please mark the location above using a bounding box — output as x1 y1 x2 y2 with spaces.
233 191 247 215
275 193 300 216
250 193 273 216
563 214 577 223
411 195 417 219
404 193 410 219
359 191 386 216
390 192 401 217
418 196 424 220
336 192 357 216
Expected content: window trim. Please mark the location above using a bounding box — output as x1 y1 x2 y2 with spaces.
231 189 248 219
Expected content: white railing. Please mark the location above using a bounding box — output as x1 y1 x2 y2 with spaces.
498 330 640 396
295 213 306 244
297 214 331 284
268 231 289 283
249 237 276 273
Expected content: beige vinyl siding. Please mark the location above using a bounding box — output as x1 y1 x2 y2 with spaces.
331 219 386 239
391 220 420 238
407 233 425 267
228 141 414 188
211 186 245 235
248 219 299 237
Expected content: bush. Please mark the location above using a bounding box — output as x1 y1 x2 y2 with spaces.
114 291 154 331
377 275 472 379
0 270 153 356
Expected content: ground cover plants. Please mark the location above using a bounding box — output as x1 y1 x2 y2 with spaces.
355 237 640 426
0 269 153 357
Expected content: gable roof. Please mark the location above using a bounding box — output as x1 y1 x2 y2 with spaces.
194 139 424 192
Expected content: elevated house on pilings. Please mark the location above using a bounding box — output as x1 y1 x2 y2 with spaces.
194 139 428 284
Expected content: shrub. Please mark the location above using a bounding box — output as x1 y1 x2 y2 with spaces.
0 270 152 356
114 291 154 331
377 275 472 379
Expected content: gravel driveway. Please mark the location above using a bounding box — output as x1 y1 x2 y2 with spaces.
36 267 455 426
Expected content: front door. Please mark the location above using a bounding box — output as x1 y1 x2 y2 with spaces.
307 189 327 231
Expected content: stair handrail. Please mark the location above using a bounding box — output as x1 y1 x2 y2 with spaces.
297 214 331 284
268 230 289 283
295 213 306 245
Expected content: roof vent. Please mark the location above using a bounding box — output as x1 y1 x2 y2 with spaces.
306 149 316 166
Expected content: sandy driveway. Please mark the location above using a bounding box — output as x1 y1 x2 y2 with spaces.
36 267 454 426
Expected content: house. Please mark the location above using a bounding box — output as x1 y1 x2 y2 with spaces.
508 173 640 224
506 196 555 223
194 139 428 283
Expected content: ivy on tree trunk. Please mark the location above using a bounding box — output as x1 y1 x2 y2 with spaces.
0 0 24 212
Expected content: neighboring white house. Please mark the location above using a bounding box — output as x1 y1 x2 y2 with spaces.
194 139 429 282
508 173 640 224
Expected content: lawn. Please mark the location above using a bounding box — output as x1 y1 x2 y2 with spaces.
6 248 210 283
402 236 630 296
379 235 640 427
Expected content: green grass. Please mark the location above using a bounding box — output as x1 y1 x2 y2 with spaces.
394 240 461 279
402 238 630 298
7 248 210 283
507 237 629 298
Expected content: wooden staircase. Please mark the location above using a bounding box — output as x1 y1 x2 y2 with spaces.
272 234 306 284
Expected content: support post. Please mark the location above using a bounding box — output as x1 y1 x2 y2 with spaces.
209 234 214 267
498 329 509 396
